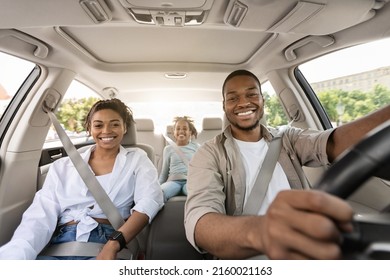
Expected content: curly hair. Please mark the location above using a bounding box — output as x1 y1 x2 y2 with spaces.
173 116 198 138
84 98 134 133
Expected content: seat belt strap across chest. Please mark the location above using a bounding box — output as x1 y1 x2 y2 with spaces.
243 134 283 215
46 109 124 229
163 134 189 166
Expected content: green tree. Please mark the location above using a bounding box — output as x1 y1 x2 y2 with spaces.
317 85 390 125
263 85 390 127
371 84 390 107
317 89 345 122
263 91 288 127
56 97 100 133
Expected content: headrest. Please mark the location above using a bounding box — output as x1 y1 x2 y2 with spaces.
166 125 174 141
135 118 155 131
122 120 137 146
202 117 222 130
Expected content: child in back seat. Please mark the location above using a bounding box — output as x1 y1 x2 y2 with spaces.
159 116 199 202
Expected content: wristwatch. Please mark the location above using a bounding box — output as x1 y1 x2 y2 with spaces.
109 230 126 251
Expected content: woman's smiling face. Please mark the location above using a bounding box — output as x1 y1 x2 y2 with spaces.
89 109 126 150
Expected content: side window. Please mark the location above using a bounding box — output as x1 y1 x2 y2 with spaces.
43 80 101 148
0 52 35 118
262 81 288 127
299 38 390 127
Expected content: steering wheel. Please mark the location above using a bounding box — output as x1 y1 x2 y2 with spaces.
314 120 390 259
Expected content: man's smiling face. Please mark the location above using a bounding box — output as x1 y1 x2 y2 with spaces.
223 75 264 132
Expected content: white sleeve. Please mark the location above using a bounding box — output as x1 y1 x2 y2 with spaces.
132 152 164 223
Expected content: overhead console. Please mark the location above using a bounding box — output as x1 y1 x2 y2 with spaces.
119 0 215 26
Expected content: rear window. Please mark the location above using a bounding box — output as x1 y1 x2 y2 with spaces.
130 101 223 133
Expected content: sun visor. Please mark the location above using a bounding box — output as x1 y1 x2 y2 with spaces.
224 0 383 35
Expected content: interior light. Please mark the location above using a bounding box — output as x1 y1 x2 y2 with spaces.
164 73 187 79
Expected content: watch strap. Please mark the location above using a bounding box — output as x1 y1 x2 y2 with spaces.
109 230 126 251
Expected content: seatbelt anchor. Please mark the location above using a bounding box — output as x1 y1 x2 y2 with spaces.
42 91 59 113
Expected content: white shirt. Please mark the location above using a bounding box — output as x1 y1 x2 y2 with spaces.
235 138 290 215
0 145 164 260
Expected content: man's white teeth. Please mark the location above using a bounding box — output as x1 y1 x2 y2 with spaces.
237 110 253 116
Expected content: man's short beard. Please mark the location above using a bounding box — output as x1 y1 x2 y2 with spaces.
233 119 260 131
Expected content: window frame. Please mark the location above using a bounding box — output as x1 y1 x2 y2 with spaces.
0 65 41 146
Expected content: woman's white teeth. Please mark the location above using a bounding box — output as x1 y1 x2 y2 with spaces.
237 110 253 116
101 137 114 141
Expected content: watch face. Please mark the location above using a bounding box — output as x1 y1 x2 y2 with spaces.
110 231 122 240
109 230 126 251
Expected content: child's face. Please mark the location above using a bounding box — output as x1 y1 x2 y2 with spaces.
174 120 192 145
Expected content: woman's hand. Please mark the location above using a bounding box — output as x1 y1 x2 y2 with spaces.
96 240 119 260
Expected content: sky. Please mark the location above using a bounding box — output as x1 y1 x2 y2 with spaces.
299 38 390 83
0 52 35 97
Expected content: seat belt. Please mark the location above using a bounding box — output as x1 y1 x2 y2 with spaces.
241 126 285 261
241 124 311 259
243 124 291 215
39 240 134 259
40 106 136 259
47 109 124 229
163 134 189 166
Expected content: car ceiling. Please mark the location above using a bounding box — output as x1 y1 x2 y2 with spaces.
1 0 390 103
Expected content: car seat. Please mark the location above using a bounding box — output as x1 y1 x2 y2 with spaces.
145 196 207 260
196 117 223 144
134 118 166 173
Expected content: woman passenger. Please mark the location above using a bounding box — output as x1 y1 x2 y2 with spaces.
0 98 164 260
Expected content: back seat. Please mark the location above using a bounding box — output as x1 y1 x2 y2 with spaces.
195 116 223 144
134 118 166 174
166 124 174 141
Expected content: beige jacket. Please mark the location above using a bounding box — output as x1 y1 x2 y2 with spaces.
184 124 334 251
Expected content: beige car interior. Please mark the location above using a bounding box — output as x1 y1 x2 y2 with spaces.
195 117 223 144
134 118 166 174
